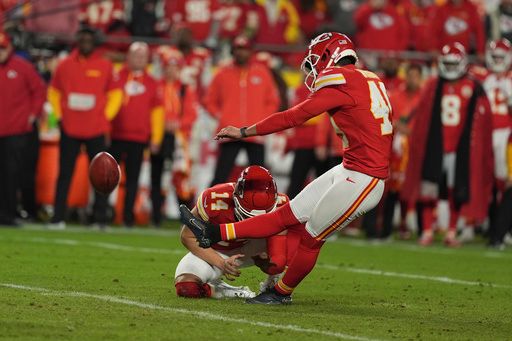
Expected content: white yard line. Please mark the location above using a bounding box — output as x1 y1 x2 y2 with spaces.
333 238 510 259
0 235 184 255
317 264 512 289
21 224 180 237
3 235 510 289
333 238 512 258
25 237 185 255
0 283 381 341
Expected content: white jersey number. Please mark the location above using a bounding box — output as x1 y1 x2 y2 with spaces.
488 88 509 116
441 95 461 126
210 192 229 211
368 81 393 135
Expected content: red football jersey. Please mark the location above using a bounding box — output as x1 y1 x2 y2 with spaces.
472 68 512 130
111 67 162 143
255 65 393 179
214 2 252 40
166 0 220 41
436 77 480 153
79 0 124 32
196 183 289 251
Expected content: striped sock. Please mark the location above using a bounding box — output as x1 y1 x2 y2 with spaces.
219 203 299 241
274 228 324 295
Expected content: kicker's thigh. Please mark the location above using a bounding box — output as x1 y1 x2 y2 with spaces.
289 164 343 223
306 167 384 240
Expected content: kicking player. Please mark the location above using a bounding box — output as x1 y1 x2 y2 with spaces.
175 166 297 299
181 32 393 304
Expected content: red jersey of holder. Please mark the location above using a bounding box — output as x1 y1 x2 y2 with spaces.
195 182 289 252
255 65 393 179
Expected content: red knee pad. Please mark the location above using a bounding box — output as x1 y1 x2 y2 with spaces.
175 281 212 298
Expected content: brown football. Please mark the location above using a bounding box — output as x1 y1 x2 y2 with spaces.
88 152 121 195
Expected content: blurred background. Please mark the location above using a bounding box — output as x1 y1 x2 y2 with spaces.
0 0 511 249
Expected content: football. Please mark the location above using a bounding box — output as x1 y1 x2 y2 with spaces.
88 152 121 195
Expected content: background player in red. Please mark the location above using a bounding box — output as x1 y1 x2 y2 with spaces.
165 0 220 42
180 32 392 304
79 0 125 33
175 166 292 299
382 62 424 240
402 43 493 247
109 42 164 227
473 38 512 248
431 0 485 58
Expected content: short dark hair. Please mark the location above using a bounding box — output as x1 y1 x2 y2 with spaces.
337 56 357 66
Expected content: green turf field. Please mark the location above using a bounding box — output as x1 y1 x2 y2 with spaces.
1 224 511 341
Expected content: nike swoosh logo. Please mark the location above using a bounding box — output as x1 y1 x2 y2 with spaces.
189 219 202 230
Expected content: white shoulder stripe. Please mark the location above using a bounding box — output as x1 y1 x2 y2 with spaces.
314 73 346 91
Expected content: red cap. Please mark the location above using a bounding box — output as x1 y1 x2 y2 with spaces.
232 36 252 50
0 32 11 48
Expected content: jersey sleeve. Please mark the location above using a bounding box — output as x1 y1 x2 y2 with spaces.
254 86 354 135
196 189 211 221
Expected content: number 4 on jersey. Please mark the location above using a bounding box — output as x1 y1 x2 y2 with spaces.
368 81 393 135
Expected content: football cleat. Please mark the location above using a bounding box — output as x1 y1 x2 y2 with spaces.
444 237 461 248
259 274 281 294
418 234 433 246
211 280 256 299
245 288 292 305
179 205 219 248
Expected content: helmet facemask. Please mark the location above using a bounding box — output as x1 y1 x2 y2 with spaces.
486 48 512 73
301 51 320 92
301 32 358 92
438 54 467 80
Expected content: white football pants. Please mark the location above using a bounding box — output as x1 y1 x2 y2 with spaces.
175 239 266 282
289 164 384 240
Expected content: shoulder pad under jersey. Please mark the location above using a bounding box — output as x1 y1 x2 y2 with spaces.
314 67 346 91
356 68 380 80
276 193 289 207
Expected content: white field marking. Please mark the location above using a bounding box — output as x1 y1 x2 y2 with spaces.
0 283 382 341
317 264 512 289
21 224 180 237
1 236 185 256
333 238 511 259
4 236 510 289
